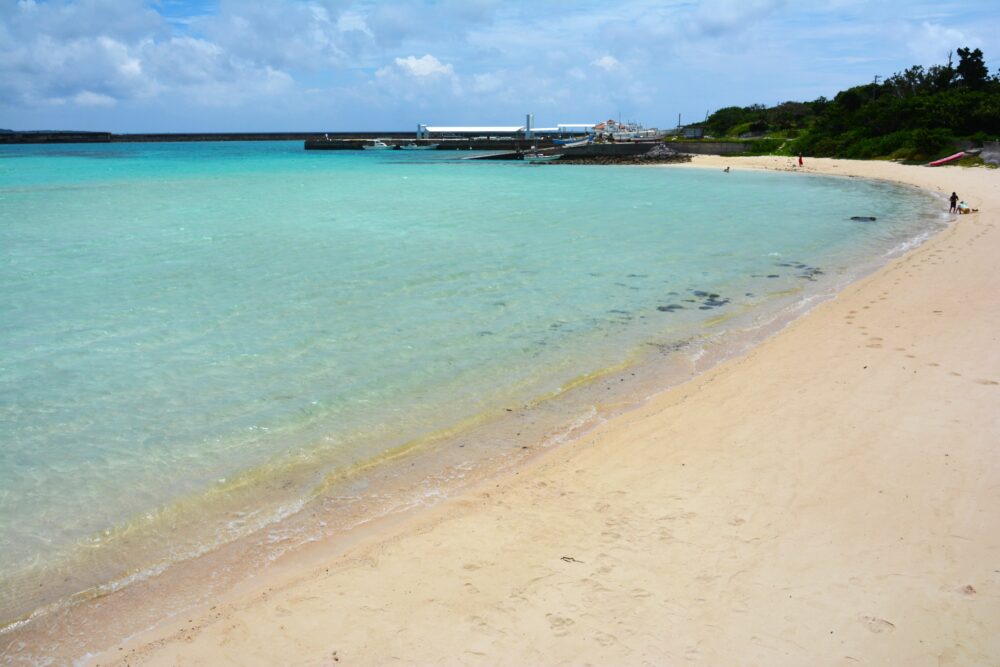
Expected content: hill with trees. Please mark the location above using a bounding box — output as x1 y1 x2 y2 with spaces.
700 47 999 161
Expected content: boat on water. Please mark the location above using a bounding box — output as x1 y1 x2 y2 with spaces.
523 152 561 163
363 139 394 150
594 119 661 142
553 136 593 147
399 143 439 150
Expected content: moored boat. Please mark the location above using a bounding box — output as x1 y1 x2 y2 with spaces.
363 139 394 150
399 143 439 150
553 136 593 147
523 152 561 163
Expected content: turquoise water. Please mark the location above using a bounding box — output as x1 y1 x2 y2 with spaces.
0 141 942 628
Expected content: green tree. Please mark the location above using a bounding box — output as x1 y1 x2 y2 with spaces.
956 47 988 88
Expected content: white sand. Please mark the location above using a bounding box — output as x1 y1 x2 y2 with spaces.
91 157 1000 666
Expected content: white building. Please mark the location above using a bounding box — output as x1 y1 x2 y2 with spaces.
416 115 595 139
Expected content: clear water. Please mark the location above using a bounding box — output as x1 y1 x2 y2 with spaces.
0 141 942 629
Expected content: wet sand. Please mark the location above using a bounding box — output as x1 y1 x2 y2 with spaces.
89 157 999 666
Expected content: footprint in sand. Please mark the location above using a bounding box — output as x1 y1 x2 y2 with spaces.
546 613 575 636
593 631 618 647
863 616 896 633
975 379 998 385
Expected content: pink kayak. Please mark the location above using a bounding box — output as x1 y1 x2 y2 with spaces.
928 152 965 166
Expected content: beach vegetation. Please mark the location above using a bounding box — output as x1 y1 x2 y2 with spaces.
703 47 1000 160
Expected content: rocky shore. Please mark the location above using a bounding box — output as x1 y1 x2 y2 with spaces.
555 143 692 165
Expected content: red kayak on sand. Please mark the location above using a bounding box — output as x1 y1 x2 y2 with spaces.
928 152 966 166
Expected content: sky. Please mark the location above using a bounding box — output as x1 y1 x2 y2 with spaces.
1 0 998 133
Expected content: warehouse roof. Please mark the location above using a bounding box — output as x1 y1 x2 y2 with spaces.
423 126 525 133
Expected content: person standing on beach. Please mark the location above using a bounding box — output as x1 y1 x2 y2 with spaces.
950 192 959 213
798 153 804 167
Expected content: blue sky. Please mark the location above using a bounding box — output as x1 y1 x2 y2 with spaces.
1 0 998 132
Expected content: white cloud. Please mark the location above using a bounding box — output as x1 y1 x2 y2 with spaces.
471 71 502 92
693 0 788 37
392 54 454 77
592 55 620 72
0 0 300 110
370 54 462 110
73 90 116 107
903 21 976 67
0 0 997 132
191 2 355 71
337 10 373 38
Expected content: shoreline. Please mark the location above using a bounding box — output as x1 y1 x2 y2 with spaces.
11 156 1000 665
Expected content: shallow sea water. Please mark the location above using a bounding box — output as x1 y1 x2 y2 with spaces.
0 141 944 635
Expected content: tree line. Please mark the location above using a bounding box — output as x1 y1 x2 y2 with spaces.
701 48 999 160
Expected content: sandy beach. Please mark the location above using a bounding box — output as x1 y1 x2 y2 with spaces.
88 157 998 666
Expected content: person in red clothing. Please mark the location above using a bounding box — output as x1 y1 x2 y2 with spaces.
798 153 804 167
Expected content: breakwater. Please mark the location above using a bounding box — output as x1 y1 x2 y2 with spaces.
1 131 748 157
0 131 410 145
662 141 749 155
469 143 691 164
303 138 555 151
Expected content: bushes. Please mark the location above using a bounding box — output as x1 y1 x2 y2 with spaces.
707 46 998 160
744 138 785 154
910 128 955 157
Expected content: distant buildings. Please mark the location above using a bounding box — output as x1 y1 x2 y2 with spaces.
416 115 598 140
415 114 673 142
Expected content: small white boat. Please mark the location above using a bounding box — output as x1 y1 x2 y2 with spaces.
363 139 394 150
399 143 438 150
553 136 593 148
523 152 561 163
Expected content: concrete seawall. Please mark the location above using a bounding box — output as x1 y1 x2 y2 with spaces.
0 131 412 145
304 139 750 155
1 132 751 157
663 141 749 155
303 138 555 151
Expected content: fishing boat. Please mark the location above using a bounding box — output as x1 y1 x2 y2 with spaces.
553 136 593 148
523 152 561 163
594 119 661 142
363 139 394 150
399 143 439 150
